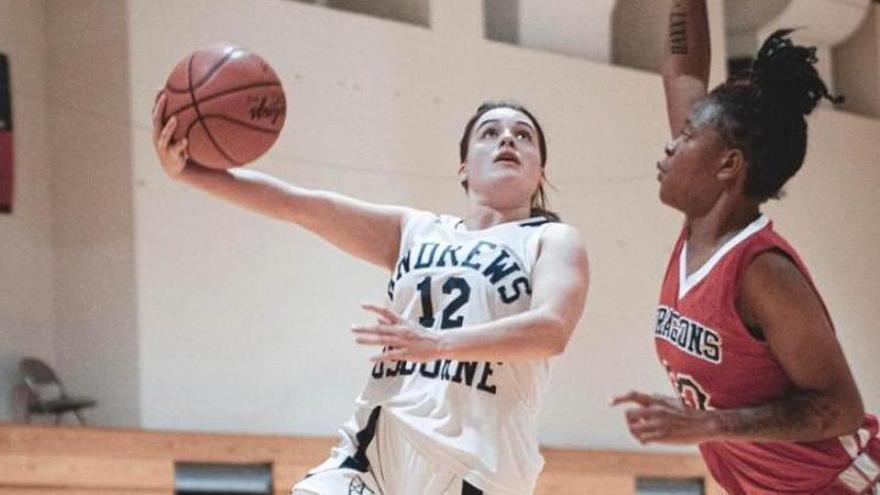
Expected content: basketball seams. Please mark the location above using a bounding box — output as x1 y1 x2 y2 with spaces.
187 53 240 167
182 118 231 168
198 114 283 134
165 47 240 93
182 115 279 167
164 85 196 95
163 81 283 121
161 53 195 123
191 48 240 89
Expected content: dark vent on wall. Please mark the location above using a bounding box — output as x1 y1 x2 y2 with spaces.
483 0 520 44
637 477 705 495
175 463 272 495
290 0 430 28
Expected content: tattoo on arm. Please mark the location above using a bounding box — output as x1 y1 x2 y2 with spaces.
669 2 688 55
715 391 841 441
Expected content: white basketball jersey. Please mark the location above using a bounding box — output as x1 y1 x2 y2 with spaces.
336 211 554 495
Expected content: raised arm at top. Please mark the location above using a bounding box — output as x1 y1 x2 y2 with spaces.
661 0 711 137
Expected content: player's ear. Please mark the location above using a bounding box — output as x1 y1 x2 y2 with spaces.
717 148 745 183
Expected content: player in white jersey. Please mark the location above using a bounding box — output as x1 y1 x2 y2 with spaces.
152 98 589 494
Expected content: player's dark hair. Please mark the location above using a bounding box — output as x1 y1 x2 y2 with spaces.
459 101 560 221
703 29 843 202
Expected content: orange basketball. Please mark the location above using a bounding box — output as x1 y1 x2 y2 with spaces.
161 45 286 169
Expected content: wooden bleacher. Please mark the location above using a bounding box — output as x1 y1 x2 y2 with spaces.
0 424 723 494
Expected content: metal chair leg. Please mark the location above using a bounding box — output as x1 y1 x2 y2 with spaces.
74 410 87 426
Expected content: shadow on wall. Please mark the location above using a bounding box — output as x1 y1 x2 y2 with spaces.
288 0 431 27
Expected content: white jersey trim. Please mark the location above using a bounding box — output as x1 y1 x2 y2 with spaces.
678 214 770 300
841 434 861 459
524 221 552 272
856 452 880 480
441 214 551 273
838 465 872 493
400 211 440 252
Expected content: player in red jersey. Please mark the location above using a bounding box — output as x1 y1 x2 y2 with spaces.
612 1 879 493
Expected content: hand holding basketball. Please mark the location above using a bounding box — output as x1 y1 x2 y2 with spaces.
152 93 189 178
157 45 286 169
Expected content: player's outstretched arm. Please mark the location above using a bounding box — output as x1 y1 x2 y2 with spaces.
152 94 412 271
661 0 711 138
352 223 589 363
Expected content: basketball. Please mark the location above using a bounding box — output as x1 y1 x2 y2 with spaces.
161 45 286 169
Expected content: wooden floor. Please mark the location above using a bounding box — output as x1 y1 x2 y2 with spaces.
0 424 723 494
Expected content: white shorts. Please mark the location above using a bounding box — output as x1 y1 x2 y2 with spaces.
292 407 484 495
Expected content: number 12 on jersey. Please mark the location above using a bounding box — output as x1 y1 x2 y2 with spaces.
416 276 471 329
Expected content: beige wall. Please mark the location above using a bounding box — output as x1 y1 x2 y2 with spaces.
0 0 56 421
835 5 880 118
47 0 140 426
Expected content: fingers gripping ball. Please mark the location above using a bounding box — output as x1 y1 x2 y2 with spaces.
161 45 286 169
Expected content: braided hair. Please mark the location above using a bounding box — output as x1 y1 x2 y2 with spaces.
705 29 843 201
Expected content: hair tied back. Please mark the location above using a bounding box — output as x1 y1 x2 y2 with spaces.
750 29 844 116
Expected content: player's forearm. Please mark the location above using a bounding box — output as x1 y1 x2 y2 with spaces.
175 165 302 222
661 0 711 82
437 309 570 362
707 390 865 443
176 165 405 269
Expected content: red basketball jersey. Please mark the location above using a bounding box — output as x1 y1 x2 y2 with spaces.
656 214 880 494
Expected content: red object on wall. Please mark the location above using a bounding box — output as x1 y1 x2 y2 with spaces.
0 53 12 213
